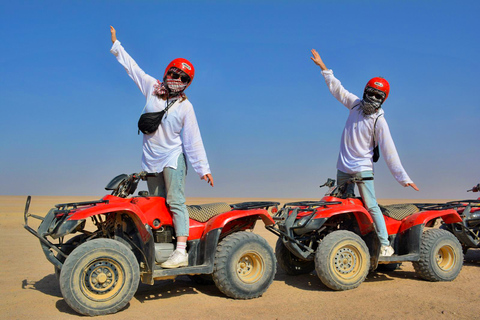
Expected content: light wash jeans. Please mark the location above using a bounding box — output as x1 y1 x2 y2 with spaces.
147 154 189 237
337 170 390 246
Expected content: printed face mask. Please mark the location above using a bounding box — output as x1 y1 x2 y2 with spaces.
363 87 385 108
361 87 386 115
165 78 187 93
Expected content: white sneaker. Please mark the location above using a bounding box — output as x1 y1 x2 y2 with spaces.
380 245 395 257
160 250 188 269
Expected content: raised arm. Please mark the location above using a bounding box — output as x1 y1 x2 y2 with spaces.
109 26 155 97
311 49 359 109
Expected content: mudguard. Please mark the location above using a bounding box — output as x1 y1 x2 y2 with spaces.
399 209 462 234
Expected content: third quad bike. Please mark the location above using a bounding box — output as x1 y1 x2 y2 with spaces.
267 178 464 291
438 183 480 254
24 172 279 316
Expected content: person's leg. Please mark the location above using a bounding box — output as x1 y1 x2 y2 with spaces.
160 154 189 268
147 172 166 197
354 171 392 253
337 170 355 195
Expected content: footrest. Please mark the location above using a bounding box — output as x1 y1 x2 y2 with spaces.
378 253 419 263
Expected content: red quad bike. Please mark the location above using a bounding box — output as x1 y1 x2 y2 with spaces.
266 177 464 291
438 183 480 254
24 172 279 316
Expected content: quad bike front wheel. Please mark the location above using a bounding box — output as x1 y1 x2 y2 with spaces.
413 229 463 282
315 230 370 291
275 238 315 275
54 234 88 280
59 238 140 316
212 231 276 299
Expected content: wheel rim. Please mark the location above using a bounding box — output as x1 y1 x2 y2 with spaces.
436 245 456 271
81 258 125 301
236 251 264 284
331 245 362 280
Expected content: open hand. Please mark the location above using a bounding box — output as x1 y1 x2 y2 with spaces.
201 174 214 187
405 182 419 191
311 49 327 70
110 26 117 44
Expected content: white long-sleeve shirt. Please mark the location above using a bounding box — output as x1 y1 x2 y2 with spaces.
111 40 211 177
321 69 412 186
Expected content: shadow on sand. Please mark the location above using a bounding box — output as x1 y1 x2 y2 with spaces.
273 262 426 291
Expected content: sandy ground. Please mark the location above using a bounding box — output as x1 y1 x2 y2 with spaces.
1 195 479 320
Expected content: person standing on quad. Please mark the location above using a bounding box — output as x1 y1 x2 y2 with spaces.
110 26 214 268
310 49 419 257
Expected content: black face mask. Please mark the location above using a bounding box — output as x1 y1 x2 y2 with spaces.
361 87 386 115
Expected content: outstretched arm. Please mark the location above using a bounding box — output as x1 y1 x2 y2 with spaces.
311 49 328 71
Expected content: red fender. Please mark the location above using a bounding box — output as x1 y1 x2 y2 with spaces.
399 209 462 234
319 196 375 235
203 209 275 235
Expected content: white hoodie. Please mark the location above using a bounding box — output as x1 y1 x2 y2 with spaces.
321 69 412 186
111 40 211 177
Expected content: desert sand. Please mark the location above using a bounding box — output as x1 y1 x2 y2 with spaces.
1 195 479 319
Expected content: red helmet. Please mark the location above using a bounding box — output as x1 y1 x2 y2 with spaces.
365 77 390 100
164 58 195 86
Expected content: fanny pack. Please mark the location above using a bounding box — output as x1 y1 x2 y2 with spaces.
138 98 177 135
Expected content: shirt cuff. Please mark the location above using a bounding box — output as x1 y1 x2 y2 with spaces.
321 69 333 76
110 40 121 55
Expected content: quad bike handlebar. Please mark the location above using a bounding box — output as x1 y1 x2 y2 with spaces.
106 171 158 198
467 183 480 193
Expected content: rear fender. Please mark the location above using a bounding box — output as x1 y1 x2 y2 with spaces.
204 209 274 235
399 209 462 234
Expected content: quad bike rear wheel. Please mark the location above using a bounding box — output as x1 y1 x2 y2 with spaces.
275 238 315 275
413 229 463 282
59 238 139 316
315 230 370 291
212 231 276 299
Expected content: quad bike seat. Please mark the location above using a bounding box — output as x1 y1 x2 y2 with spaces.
379 204 420 221
187 202 232 222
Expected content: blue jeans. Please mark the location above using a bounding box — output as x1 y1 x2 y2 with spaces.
336 170 390 246
147 154 189 237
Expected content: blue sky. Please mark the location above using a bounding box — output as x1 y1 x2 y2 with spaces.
1 1 479 199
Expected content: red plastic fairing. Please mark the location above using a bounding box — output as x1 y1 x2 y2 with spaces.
384 215 403 235
203 209 275 235
188 219 206 240
399 209 462 234
319 196 375 235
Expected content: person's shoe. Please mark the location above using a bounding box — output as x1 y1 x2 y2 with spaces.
160 250 188 269
380 245 395 257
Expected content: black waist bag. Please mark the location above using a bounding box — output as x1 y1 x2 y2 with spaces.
138 110 166 135
138 100 176 135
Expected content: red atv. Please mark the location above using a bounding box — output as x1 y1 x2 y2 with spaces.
267 178 464 291
24 172 279 316
438 183 480 254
